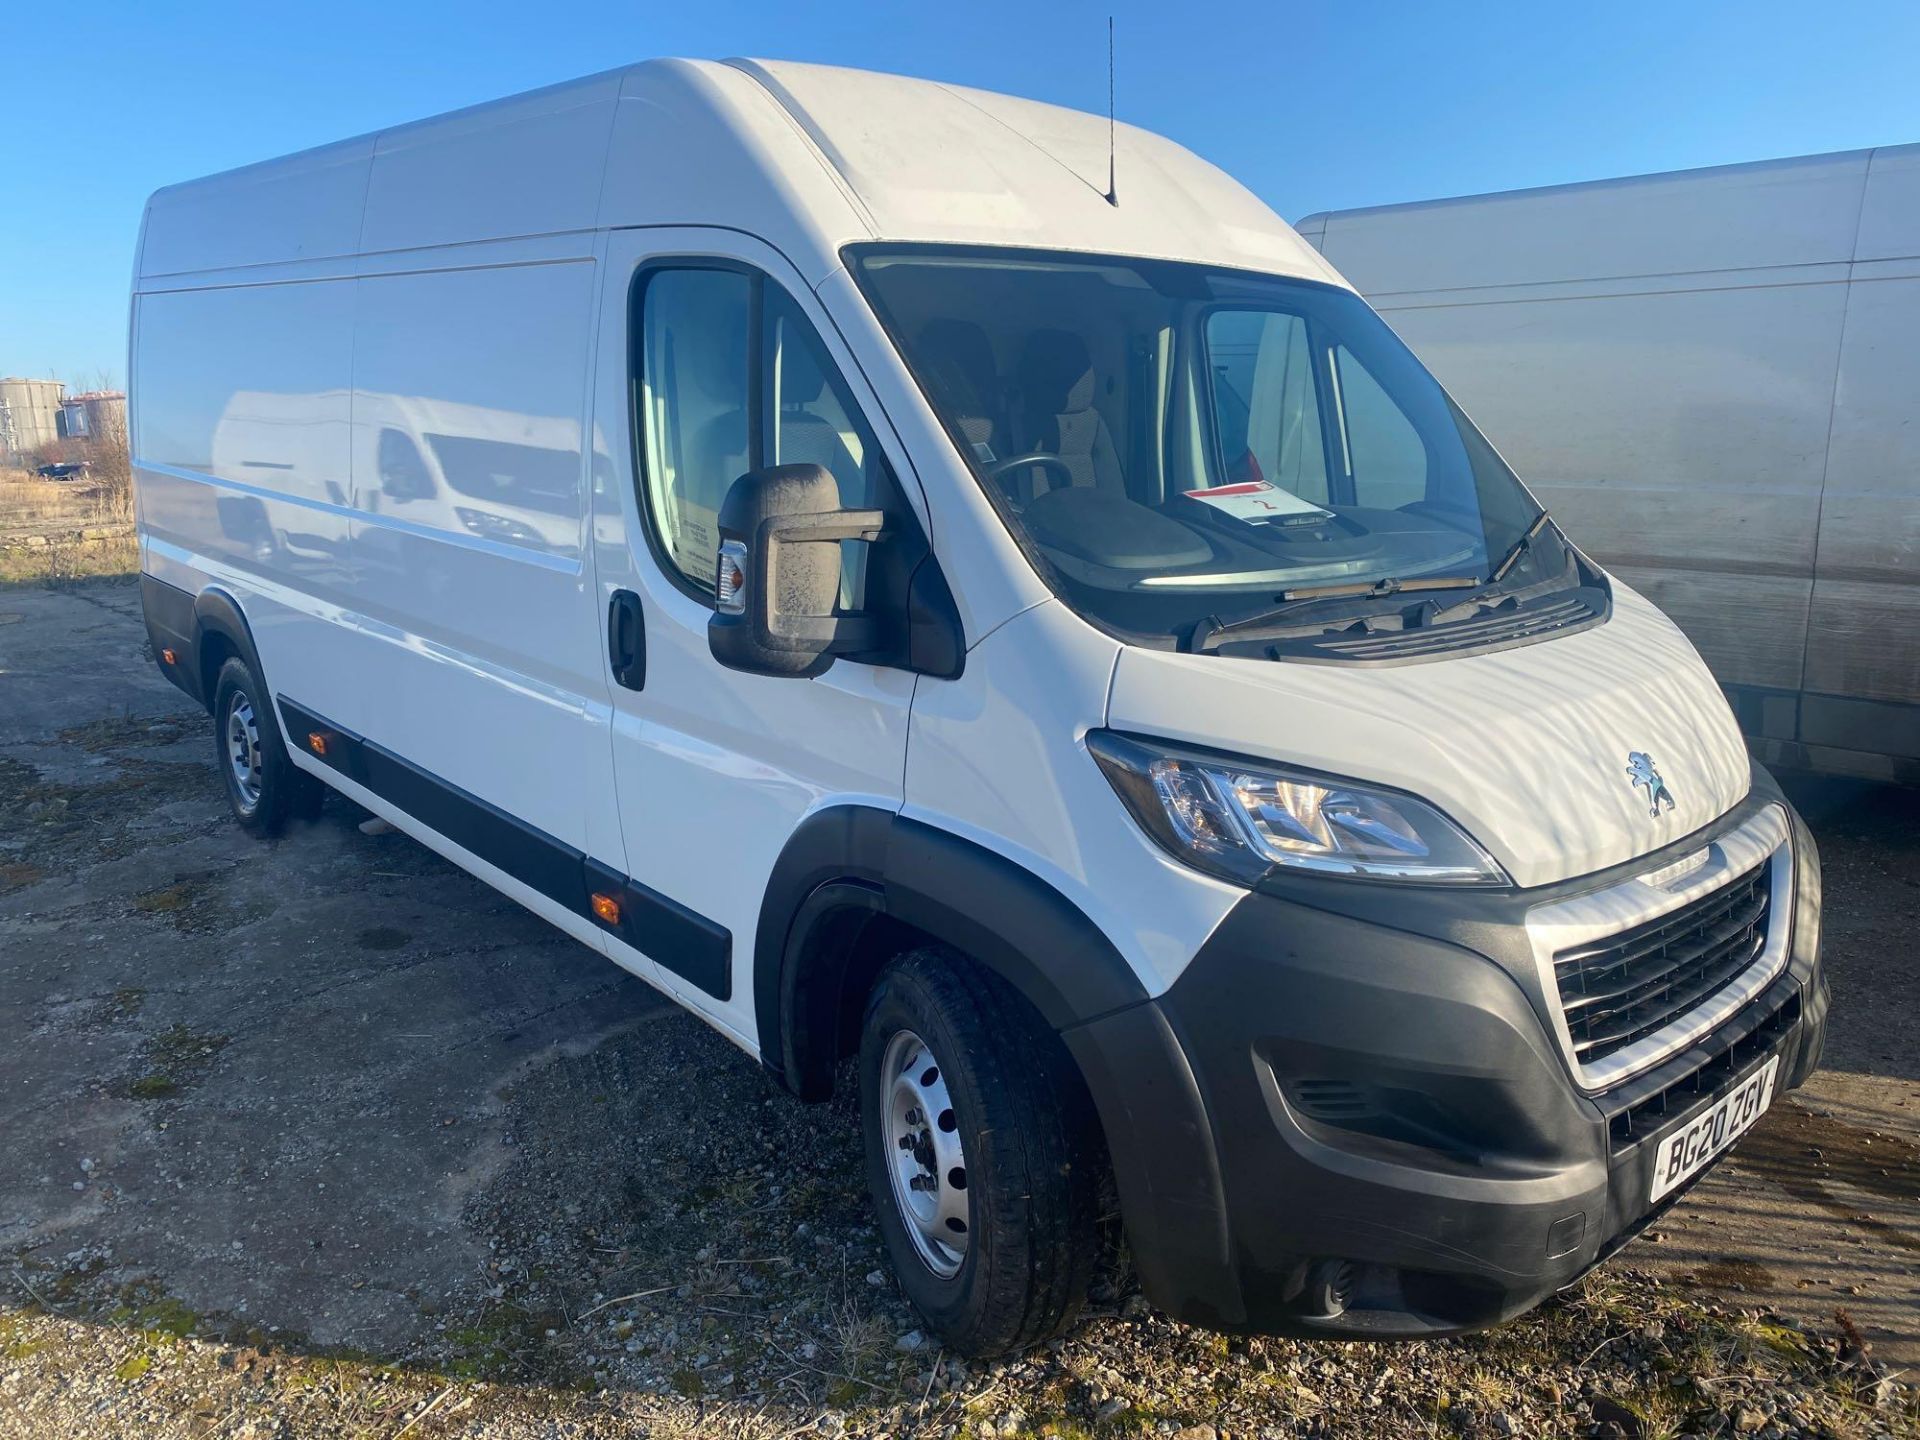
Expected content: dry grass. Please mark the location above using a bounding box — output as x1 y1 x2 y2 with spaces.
0 465 137 587
0 468 97 533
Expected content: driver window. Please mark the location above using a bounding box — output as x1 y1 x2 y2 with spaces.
637 266 894 602
767 288 886 511
638 269 750 588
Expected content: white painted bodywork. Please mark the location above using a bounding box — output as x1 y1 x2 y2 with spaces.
1108 584 1749 891
133 55 1754 1044
1298 145 1920 772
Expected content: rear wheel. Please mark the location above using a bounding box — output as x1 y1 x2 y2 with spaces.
211 656 320 837
859 947 1103 1356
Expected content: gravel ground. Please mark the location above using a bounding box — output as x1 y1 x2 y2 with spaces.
1 578 1916 1440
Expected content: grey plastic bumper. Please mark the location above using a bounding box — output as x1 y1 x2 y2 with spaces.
1063 781 1827 1337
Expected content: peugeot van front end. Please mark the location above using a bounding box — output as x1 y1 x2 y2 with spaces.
849 245 1828 1338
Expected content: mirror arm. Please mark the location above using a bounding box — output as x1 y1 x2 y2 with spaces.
758 509 887 652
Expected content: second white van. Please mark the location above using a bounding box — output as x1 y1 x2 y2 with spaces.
133 58 1828 1354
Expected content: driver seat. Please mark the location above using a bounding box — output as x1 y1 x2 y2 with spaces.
1012 329 1126 503
915 317 1005 467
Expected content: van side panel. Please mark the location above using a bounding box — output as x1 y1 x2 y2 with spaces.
358 74 619 255
1314 151 1870 296
134 276 365 722
1804 148 1920 746
1374 281 1846 698
345 253 607 852
140 137 373 278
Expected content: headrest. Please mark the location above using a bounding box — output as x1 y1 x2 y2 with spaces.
1016 328 1095 415
916 318 999 415
686 306 749 400
779 340 830 405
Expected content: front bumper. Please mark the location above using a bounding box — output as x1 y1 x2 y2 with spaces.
1063 780 1827 1337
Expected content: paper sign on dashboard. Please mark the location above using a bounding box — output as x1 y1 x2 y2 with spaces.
1182 481 1331 526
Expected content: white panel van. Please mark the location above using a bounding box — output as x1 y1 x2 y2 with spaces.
133 59 1828 1353
1297 145 1920 783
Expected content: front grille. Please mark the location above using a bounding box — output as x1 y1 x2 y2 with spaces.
1604 990 1800 1152
1553 862 1771 1069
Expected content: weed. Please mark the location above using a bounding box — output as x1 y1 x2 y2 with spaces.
671 1367 707 1397
107 1281 199 1341
0 1313 45 1361
123 1024 228 1100
149 1023 228 1070
113 1350 152 1382
97 988 146 1026
134 878 205 914
0 861 45 892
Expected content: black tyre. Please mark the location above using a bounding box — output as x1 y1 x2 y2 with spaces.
859 947 1103 1356
211 656 321 837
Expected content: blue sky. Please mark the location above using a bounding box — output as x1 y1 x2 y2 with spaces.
6 0 1919 385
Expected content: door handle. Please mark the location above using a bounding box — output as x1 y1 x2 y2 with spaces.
608 589 646 690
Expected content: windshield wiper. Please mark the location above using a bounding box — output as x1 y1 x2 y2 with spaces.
1189 572 1482 653
1487 510 1554 585
1276 572 1483 605
1185 512 1559 654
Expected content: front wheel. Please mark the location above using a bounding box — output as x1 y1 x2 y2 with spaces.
211 656 321 837
859 948 1103 1356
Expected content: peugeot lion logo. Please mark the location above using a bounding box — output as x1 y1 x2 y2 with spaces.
1626 751 1677 818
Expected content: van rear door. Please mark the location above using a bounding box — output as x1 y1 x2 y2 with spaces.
585 228 921 1050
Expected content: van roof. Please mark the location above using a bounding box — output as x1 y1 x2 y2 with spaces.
138 58 1338 289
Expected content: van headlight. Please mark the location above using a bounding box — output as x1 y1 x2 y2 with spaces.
1086 730 1507 887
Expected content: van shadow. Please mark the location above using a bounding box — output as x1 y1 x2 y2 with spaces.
1777 772 1920 1083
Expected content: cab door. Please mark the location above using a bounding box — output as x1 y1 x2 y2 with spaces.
585 228 925 1051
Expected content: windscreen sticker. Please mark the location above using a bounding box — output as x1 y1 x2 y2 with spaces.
1182 481 1332 526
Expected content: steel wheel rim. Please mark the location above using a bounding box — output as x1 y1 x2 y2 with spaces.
881 1028 970 1279
225 691 263 814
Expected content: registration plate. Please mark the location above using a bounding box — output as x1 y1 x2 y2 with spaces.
1648 1055 1779 1203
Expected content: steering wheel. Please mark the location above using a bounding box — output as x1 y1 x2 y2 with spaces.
985 452 1076 488
990 458 1082 514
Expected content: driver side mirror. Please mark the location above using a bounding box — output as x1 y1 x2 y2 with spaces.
707 464 885 678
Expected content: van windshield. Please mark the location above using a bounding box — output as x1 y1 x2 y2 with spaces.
850 245 1557 643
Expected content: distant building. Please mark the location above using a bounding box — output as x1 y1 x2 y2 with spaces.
59 389 127 442
0 377 66 463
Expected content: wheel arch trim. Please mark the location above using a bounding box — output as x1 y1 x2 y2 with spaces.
191 584 269 710
753 804 1152 1099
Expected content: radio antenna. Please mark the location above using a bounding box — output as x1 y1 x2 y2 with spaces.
1105 16 1119 206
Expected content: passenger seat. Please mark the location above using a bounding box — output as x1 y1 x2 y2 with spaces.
774 361 864 498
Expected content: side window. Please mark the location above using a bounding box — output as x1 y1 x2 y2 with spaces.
1203 310 1329 503
638 269 751 589
638 267 895 600
376 426 434 503
768 288 884 507
1333 345 1428 511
